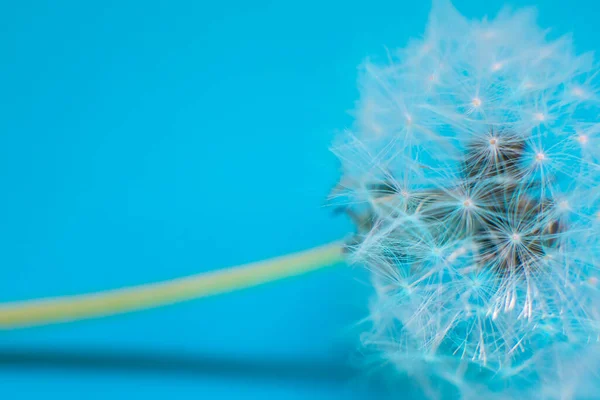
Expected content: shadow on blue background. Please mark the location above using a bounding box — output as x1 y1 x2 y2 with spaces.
0 0 596 398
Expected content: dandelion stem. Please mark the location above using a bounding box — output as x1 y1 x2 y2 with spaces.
0 241 345 330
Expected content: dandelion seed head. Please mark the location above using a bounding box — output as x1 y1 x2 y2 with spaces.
331 0 600 397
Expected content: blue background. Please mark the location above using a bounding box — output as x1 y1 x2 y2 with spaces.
0 0 595 398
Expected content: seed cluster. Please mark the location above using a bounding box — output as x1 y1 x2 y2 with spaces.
339 129 565 276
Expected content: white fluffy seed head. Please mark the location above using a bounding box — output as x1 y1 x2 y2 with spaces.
331 1 600 398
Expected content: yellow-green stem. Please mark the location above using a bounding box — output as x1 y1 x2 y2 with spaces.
0 241 345 330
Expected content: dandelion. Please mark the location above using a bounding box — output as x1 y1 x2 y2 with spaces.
1 2 599 399
332 0 600 397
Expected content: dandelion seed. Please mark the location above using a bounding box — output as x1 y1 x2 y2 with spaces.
577 134 589 145
573 87 585 97
522 81 534 90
